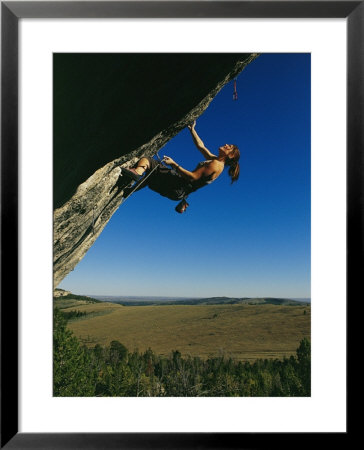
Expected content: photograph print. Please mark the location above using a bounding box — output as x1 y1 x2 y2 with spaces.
53 53 311 397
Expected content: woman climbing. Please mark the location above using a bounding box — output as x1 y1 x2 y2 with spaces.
120 120 240 213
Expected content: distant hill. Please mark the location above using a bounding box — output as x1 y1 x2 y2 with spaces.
55 291 309 307
103 296 309 307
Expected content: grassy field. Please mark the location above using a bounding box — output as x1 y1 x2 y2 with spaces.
59 300 311 362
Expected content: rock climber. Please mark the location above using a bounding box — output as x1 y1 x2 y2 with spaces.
120 120 240 213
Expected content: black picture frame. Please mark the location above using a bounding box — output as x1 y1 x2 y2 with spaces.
1 1 358 448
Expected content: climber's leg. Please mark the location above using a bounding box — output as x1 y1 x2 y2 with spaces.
120 156 160 198
120 157 151 181
133 157 150 175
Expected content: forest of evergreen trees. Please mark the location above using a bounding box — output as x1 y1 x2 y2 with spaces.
53 308 311 397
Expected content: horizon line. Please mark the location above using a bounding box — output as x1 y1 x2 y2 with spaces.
64 292 311 301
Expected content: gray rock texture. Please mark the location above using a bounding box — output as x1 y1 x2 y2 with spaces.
54 53 259 287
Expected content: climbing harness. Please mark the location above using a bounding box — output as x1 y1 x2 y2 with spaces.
233 78 238 101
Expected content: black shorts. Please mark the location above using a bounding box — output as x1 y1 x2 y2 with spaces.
143 157 191 201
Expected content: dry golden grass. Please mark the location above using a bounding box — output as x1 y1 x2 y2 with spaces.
66 302 311 362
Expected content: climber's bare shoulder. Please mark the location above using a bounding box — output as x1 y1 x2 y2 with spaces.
205 159 224 177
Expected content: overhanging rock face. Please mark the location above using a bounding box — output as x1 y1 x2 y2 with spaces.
54 53 259 286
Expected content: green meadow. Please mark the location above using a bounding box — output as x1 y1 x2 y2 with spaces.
55 298 310 362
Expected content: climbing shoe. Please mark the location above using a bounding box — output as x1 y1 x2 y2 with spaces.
175 199 189 214
120 167 142 181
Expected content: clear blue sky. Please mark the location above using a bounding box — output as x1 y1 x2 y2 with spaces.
59 53 311 299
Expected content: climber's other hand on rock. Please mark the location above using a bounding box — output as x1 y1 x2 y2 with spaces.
187 120 196 130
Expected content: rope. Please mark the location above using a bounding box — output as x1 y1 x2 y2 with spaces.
92 205 97 235
155 151 168 167
233 78 238 101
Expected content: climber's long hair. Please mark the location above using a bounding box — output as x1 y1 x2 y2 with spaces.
225 145 240 183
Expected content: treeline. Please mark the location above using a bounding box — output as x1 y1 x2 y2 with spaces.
53 308 311 397
60 309 87 321
57 293 102 303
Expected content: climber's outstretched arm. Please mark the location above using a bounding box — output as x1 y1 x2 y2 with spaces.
163 156 197 181
188 121 217 160
163 156 216 182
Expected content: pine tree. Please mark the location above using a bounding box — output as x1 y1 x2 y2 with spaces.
296 338 311 396
53 308 96 396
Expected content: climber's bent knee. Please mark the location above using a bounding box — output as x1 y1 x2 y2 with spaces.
136 157 151 171
135 156 160 173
